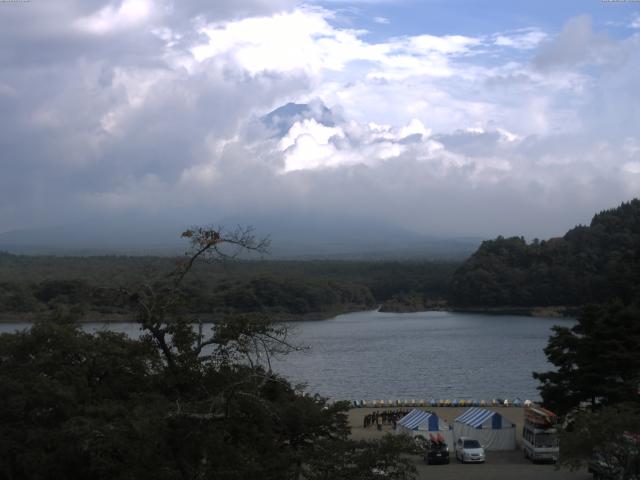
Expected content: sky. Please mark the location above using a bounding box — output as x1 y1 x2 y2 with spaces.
1 0 639 240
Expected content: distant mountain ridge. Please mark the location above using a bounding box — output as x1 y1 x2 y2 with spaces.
0 213 481 260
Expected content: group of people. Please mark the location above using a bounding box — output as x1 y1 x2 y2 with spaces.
363 409 410 430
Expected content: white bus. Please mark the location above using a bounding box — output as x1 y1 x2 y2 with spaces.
522 422 559 462
522 406 559 463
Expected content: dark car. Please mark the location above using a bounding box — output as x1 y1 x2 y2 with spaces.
424 439 450 465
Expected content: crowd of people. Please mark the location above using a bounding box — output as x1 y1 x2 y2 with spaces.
363 409 410 430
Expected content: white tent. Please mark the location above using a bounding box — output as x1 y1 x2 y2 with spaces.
454 407 516 451
396 409 454 446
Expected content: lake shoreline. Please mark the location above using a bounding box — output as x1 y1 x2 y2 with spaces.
0 304 578 324
0 305 375 324
380 304 579 317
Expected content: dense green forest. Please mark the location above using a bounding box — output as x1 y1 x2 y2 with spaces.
0 254 458 321
450 199 640 307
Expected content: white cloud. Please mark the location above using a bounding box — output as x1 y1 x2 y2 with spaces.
373 16 390 25
493 29 548 49
406 34 481 54
623 162 640 174
75 0 153 34
630 13 640 29
280 119 343 151
191 8 482 80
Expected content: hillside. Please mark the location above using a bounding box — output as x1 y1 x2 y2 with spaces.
450 199 640 307
0 255 458 321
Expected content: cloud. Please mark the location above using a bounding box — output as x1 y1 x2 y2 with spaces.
0 4 639 240
75 0 154 34
191 8 482 79
533 15 617 70
493 29 547 50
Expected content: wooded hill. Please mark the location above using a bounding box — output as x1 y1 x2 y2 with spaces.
450 199 640 307
0 255 457 320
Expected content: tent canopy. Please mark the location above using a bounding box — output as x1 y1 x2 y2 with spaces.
397 409 439 431
454 408 516 450
397 409 454 445
455 407 514 429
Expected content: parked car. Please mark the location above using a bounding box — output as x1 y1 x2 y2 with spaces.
424 438 450 465
455 437 486 463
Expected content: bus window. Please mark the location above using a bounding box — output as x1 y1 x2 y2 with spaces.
534 433 558 448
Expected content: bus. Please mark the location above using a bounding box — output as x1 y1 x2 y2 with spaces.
522 405 559 463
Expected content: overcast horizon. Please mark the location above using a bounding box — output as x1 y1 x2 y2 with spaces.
2 0 640 242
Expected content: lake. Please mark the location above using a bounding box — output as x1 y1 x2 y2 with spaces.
273 310 571 402
0 310 571 402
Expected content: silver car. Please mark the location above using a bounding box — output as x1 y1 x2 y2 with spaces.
455 437 486 463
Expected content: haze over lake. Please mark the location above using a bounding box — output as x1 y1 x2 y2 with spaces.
1 311 571 402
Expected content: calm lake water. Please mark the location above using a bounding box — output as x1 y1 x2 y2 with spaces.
0 310 572 402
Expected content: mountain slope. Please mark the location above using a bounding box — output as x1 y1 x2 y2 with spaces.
450 199 640 307
0 213 480 260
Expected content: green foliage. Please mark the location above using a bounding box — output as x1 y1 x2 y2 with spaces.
0 228 419 480
451 199 640 307
558 403 640 479
0 319 357 479
302 434 417 480
0 320 165 480
0 255 458 319
533 300 640 415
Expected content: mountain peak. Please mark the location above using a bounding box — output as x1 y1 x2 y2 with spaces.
262 100 336 137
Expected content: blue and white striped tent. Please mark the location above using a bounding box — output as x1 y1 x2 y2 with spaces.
396 409 454 445
454 408 516 450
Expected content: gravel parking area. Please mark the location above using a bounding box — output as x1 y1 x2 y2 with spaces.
413 450 591 480
348 407 592 480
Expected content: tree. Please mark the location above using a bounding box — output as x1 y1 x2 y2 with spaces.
558 403 640 479
450 198 640 307
302 434 417 480
0 315 165 480
0 226 417 480
533 300 640 415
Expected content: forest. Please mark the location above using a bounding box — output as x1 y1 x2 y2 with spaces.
1 199 640 320
0 253 457 321
450 199 640 308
